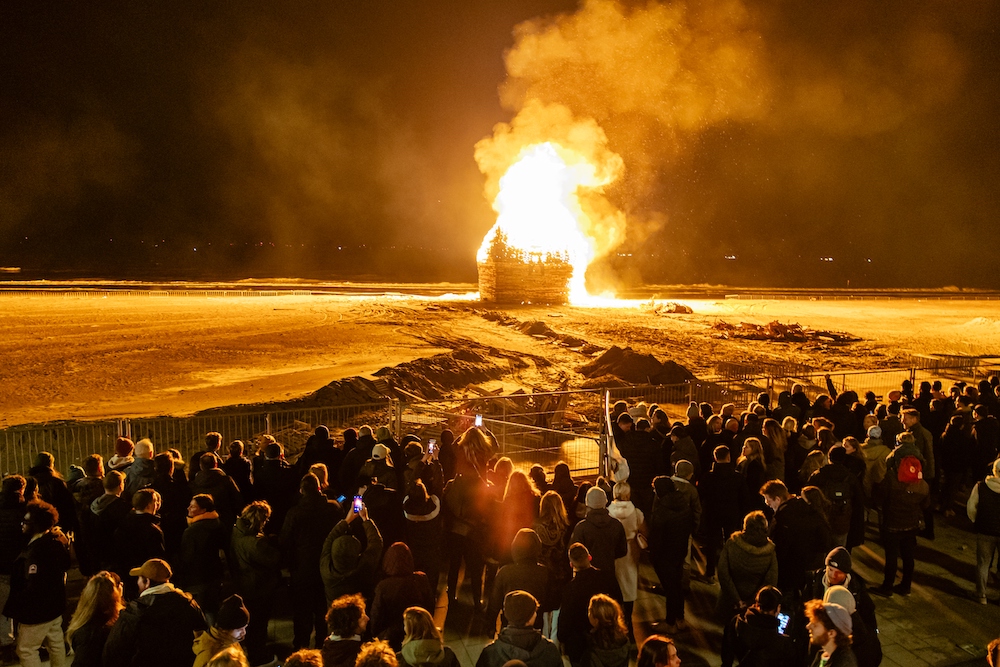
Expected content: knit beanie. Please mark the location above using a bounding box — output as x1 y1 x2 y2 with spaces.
115 437 135 457
585 486 608 510
867 425 882 439
823 585 857 615
822 602 853 636
216 594 250 630
826 546 852 574
503 591 538 627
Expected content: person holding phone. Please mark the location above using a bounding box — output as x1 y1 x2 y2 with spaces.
720 585 793 667
320 498 385 607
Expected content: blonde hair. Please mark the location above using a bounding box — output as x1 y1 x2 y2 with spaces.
739 437 764 464
402 607 442 645
239 501 271 535
66 571 123 644
309 463 329 488
613 481 631 502
207 645 250 667
538 490 569 533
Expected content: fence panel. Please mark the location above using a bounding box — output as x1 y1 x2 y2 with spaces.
0 420 121 477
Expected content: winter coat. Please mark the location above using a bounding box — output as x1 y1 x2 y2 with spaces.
3 530 71 624
123 457 156 503
475 626 562 667
371 572 434 649
190 469 243 531
571 508 628 574
720 606 793 667
443 473 489 538
114 511 166 579
968 476 1000 535
320 518 384 604
27 466 79 532
906 423 936 479
716 532 778 616
177 512 225 591
737 458 767 498
151 473 192 560
397 640 461 667
359 458 399 490
670 436 702 480
280 490 343 589
860 438 890 500
584 635 634 667
230 516 282 601
323 639 365 667
222 455 253 500
192 628 244 667
671 476 701 533
699 461 751 534
86 494 130 572
403 495 444 584
488 531 551 622
69 616 114 667
0 492 27 575
607 500 644 601
558 567 623 663
881 476 930 533
808 463 865 546
103 584 208 667
252 458 297 532
770 496 831 594
648 489 693 561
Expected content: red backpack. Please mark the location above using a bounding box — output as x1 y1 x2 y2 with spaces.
898 455 923 484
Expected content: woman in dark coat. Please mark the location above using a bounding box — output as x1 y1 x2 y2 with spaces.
403 480 443 594
736 438 767 504
66 571 124 667
494 471 541 563
550 462 578 519
648 476 693 633
150 453 191 562
230 501 282 666
370 542 434 650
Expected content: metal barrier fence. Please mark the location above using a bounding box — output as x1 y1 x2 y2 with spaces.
1 403 391 478
400 390 605 475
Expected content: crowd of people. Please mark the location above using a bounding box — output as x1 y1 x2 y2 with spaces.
0 374 997 667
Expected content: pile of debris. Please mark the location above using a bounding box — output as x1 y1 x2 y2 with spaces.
579 346 695 387
479 310 603 353
640 300 694 315
711 321 861 344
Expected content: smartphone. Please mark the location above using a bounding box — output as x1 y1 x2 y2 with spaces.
475 414 483 427
336 495 346 504
352 495 363 514
777 612 790 635
427 438 436 455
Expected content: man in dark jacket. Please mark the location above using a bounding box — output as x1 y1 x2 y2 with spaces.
340 427 377 495
807 446 865 548
570 487 627 574
761 480 831 596
721 585 793 667
190 453 243 535
281 473 343 650
699 446 750 581
805 600 856 667
177 494 225 621
487 528 550 632
557 543 622 667
968 458 1000 604
649 476 693 632
4 499 71 667
870 461 930 598
973 405 1000 482
0 475 27 663
297 425 345 486
188 431 225 483
616 415 663 517
479 591 561 667
114 488 166 599
25 452 78 534
124 439 157 504
320 500 384 604
253 442 297 534
800 547 877 647
103 558 207 667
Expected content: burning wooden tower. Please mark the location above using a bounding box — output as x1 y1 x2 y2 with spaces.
478 230 573 305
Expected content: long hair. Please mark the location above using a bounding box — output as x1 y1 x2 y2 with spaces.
739 437 764 464
637 635 676 667
453 426 497 474
802 485 832 523
800 450 828 483
402 606 442 646
66 571 123 643
309 463 329 489
239 501 271 536
588 594 628 650
537 490 569 533
504 471 540 504
763 419 787 454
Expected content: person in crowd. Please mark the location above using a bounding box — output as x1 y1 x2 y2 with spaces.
558 543 623 667
109 437 135 473
528 465 548 495
532 490 571 636
357 639 400 667
799 450 828 489
860 426 890 503
807 445 865 548
785 424 817 495
360 444 399 491
967 457 1000 604
571 486 627 574
607 481 644 636
403 479 443 592
151 452 191 562
189 432 225 483
698 446 750 583
124 438 157 502
495 471 541 564
823 586 882 667
396 606 460 667
5 499 71 667
222 441 254 500
716 511 778 620
103 558 207 667
84 470 130 574
761 418 788 482
487 528 550 634
669 426 701 482
549 463 577 519
901 408 936 482
191 453 243 534
649 476 693 633
230 501 282 666
66 570 124 667
443 434 492 609
71 454 106 512
477 591 561 667
0 475 27 662
322 593 368 667
340 426 376 495
871 451 930 598
298 425 344 482
761 480 832 595
252 441 297 534
281 472 343 650
321 499 384 605
973 406 1000 482
804 600 855 667
192 594 249 667
720 585 792 667
282 649 324 667
26 452 79 534
584 594 634 667
939 415 975 516
737 438 767 501
636 635 681 667
616 414 663 517
115 487 166 598
839 438 868 487
371 542 434 650
670 460 701 590
801 547 877 646
179 493 225 622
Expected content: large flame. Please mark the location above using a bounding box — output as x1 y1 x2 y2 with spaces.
477 141 617 303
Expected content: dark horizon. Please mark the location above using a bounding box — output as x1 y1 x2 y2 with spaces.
2 1 998 289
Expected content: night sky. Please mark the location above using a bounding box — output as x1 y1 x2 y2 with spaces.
2 1 997 288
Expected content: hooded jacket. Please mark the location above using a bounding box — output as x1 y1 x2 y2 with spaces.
720 607 793 667
475 626 562 667
968 475 1000 535
123 457 156 503
320 518 384 604
571 508 627 574
397 640 460 667
488 530 551 622
190 468 243 530
607 500 644 601
584 636 633 667
717 532 778 615
280 490 343 588
178 511 225 589
230 515 282 600
103 583 208 667
4 530 71 624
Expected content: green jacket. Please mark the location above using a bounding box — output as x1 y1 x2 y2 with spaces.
230 516 282 600
321 518 383 604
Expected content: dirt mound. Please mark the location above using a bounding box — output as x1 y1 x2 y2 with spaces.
579 346 695 385
373 348 512 399
519 320 559 337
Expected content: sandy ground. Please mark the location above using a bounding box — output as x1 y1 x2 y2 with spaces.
1 290 999 427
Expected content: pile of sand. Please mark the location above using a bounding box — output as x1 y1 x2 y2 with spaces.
578 346 695 386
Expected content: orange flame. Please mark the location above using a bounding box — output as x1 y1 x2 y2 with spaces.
477 141 620 303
